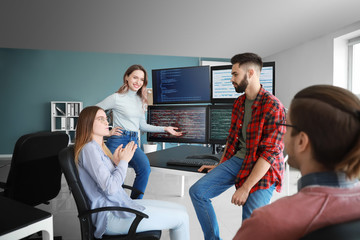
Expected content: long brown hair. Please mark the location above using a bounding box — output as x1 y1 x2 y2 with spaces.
289 85 360 179
116 64 148 109
74 106 112 165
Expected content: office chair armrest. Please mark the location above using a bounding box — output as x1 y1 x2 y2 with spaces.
122 184 144 198
79 206 149 237
0 181 6 190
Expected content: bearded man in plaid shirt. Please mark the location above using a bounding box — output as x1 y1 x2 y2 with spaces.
190 52 286 240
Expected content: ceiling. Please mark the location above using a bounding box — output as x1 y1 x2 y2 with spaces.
1 0 360 59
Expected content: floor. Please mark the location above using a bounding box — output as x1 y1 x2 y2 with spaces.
0 156 301 240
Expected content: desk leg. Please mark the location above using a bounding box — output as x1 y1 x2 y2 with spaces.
41 216 53 240
180 175 185 197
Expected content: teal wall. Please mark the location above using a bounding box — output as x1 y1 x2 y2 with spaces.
0 48 228 154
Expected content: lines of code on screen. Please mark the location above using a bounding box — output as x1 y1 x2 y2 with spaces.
147 106 207 143
152 66 211 104
209 106 232 144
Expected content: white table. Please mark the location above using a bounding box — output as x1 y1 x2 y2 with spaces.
0 196 53 240
147 145 212 196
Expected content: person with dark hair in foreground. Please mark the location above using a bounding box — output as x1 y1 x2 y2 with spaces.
234 85 360 240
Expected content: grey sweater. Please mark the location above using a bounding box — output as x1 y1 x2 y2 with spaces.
96 90 165 133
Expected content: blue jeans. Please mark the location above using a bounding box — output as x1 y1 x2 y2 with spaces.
105 199 190 240
106 131 150 199
189 156 275 240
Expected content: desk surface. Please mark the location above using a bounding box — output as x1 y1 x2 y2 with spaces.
146 145 217 173
0 196 51 236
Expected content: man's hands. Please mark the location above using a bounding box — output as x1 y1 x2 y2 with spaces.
198 165 216 173
198 164 251 206
231 186 251 206
113 141 137 165
231 157 271 206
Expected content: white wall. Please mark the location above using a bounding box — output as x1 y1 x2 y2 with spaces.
333 27 360 89
264 21 360 108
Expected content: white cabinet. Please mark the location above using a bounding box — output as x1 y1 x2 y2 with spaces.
51 101 83 142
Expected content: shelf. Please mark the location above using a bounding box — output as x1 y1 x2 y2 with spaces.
51 101 83 142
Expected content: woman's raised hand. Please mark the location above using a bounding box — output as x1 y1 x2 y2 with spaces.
113 141 137 165
164 126 182 136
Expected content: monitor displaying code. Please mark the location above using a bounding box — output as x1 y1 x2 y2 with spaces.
147 105 208 143
211 65 240 100
211 62 275 103
152 66 211 104
259 65 274 94
208 105 232 144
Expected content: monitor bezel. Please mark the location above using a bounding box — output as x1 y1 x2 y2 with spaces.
207 104 233 145
146 104 209 144
152 65 211 105
210 62 276 103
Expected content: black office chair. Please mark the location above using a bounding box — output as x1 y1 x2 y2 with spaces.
301 219 360 240
0 131 69 206
58 146 162 240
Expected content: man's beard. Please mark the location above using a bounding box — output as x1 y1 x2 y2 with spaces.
234 75 248 93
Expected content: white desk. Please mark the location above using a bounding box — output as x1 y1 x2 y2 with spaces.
147 145 290 197
0 196 53 240
147 145 212 196
150 165 204 197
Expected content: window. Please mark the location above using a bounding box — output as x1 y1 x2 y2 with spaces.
348 36 360 95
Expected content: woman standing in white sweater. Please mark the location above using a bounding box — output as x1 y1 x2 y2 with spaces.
97 64 181 199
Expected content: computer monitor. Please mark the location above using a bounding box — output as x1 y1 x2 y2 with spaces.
152 65 211 104
211 62 275 103
147 105 208 144
260 62 275 95
207 104 232 145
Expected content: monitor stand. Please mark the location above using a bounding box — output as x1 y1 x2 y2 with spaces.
212 144 225 154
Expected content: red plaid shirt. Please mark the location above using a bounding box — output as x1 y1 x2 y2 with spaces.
222 86 286 193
